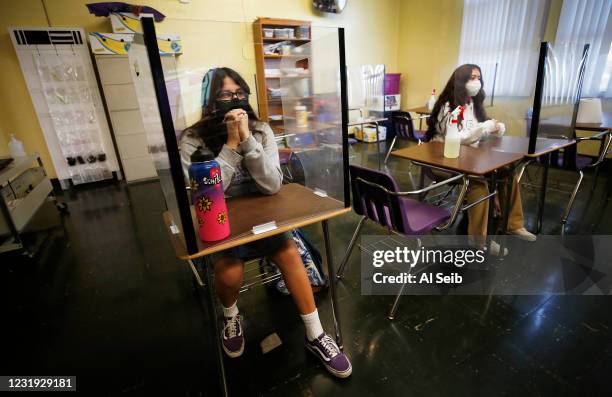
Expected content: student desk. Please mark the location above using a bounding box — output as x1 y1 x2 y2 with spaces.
539 114 611 166
541 114 612 200
391 136 577 234
474 136 576 233
163 183 350 396
537 113 612 132
391 141 524 238
474 136 575 157
576 113 612 132
347 117 388 169
406 106 432 130
390 141 524 176
541 112 612 132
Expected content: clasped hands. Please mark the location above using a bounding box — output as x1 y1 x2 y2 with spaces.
224 109 250 150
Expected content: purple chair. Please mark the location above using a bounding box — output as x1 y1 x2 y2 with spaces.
561 131 612 235
384 112 427 164
337 164 469 319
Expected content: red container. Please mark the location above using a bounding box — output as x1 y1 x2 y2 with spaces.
384 73 401 95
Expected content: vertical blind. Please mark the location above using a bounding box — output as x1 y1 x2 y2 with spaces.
554 0 612 98
542 43 589 106
458 0 550 97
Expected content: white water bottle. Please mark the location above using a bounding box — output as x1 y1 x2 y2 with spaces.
444 106 463 159
8 134 26 157
426 88 436 110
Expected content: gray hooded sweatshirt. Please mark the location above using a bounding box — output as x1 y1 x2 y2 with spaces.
180 120 283 198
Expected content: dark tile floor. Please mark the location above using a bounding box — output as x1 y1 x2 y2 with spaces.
2 140 612 396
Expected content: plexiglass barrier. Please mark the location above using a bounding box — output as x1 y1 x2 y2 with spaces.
278 27 346 201
128 19 348 255
128 33 187 236
475 41 589 153
463 42 540 140
346 64 385 117
533 43 589 140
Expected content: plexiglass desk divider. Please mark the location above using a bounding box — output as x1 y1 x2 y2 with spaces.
129 19 349 256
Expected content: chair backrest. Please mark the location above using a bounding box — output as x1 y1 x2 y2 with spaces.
349 164 407 234
391 111 416 140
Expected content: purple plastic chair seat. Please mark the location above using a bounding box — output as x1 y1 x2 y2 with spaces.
414 130 427 141
399 197 450 234
350 164 450 235
278 149 292 165
391 112 422 142
544 151 593 170
574 155 593 170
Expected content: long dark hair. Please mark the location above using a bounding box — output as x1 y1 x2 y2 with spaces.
425 64 488 141
186 67 259 156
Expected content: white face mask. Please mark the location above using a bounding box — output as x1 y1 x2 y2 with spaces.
466 80 481 96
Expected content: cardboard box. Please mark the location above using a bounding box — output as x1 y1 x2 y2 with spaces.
110 12 145 34
355 125 386 142
89 33 133 55
89 32 182 55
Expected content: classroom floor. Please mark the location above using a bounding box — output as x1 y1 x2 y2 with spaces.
2 139 612 396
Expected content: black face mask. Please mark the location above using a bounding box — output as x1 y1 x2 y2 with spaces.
215 98 249 116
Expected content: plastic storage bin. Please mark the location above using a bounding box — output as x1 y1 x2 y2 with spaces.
297 26 310 39
384 73 401 95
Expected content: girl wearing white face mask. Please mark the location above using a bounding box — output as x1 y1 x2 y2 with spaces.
425 64 536 255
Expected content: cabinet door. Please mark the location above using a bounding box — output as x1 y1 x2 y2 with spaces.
96 56 132 85
121 157 157 181
116 133 150 159
110 109 146 136
104 84 139 111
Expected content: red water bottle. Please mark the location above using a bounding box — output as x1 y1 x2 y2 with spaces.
188 147 230 241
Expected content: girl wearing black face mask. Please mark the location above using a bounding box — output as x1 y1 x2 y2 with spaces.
179 68 353 377
180 67 281 197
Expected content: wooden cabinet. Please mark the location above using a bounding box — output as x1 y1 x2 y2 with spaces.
253 18 312 133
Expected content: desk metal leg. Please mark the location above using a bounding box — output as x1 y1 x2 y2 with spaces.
322 220 343 350
593 164 601 192
592 132 609 192
487 172 497 242
375 122 381 170
536 154 550 234
500 168 515 235
497 167 516 258
200 256 229 397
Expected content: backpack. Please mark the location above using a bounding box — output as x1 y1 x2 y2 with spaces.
266 228 328 294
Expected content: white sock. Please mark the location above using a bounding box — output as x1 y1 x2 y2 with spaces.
222 301 239 318
300 309 324 341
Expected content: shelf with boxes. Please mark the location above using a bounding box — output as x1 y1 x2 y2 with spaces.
253 18 312 131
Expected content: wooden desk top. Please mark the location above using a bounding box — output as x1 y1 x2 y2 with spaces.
474 136 576 157
163 183 350 260
576 112 612 131
347 117 387 127
540 113 612 132
391 141 524 175
406 106 432 115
